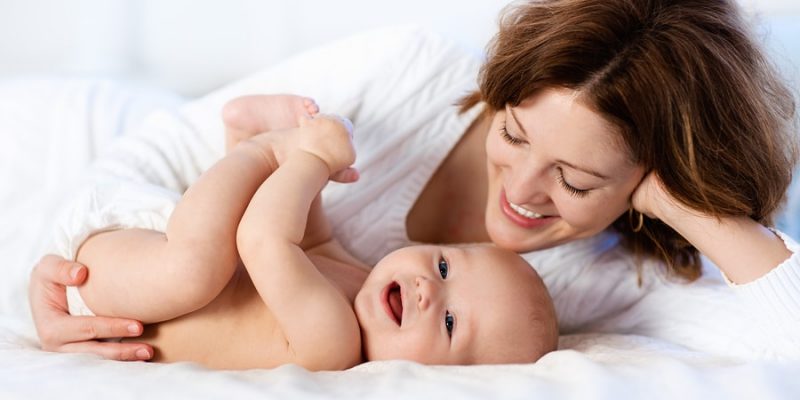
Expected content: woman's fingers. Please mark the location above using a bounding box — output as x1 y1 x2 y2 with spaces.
47 315 144 344
32 254 87 286
29 255 78 348
29 254 150 361
60 341 153 362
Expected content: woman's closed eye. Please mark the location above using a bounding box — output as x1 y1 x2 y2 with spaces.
556 167 590 198
500 123 525 146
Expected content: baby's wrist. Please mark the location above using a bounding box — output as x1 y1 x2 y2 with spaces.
235 138 280 171
292 149 336 177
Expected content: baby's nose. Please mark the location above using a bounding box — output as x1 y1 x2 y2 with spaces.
415 276 437 311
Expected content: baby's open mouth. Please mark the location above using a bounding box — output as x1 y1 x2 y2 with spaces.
383 281 403 326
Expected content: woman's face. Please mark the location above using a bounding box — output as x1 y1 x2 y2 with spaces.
484 88 645 252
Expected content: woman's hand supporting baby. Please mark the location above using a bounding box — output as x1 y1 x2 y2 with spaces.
28 256 153 360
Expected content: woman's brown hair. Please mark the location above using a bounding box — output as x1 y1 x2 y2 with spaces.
462 0 798 280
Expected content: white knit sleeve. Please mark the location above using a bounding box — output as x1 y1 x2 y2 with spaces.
569 232 800 360
728 231 800 351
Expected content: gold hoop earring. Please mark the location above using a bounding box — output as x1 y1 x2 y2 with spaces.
629 207 644 233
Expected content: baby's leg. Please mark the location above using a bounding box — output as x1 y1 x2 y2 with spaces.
222 94 319 152
77 131 286 324
75 228 218 323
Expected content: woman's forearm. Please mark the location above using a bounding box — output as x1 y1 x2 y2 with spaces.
658 205 792 284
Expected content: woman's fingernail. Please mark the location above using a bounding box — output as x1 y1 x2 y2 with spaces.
135 348 151 359
128 324 141 334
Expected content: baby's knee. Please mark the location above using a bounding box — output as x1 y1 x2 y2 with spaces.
165 250 238 309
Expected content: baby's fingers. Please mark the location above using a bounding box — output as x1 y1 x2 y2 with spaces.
330 167 360 184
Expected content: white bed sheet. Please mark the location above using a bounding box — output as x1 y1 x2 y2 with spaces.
1 79 799 400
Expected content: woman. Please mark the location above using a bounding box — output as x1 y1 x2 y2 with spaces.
29 0 799 361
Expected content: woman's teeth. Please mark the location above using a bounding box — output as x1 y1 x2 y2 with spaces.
508 200 545 219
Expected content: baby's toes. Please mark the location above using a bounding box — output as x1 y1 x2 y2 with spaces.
303 98 319 116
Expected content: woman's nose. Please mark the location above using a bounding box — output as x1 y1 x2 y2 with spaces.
506 163 549 205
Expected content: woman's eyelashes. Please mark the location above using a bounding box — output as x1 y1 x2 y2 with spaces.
500 116 592 198
500 123 525 146
556 167 590 198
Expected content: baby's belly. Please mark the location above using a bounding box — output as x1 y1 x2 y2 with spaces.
132 269 292 370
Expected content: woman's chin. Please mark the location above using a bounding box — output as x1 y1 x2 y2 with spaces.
486 226 552 253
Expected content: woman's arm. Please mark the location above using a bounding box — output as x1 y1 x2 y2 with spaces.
617 172 800 359
633 173 792 284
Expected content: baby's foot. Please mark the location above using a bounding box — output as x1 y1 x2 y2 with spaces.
223 94 318 134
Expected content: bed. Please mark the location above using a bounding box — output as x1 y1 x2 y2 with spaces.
2 19 800 400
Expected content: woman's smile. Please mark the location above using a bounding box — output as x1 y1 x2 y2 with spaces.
499 190 557 229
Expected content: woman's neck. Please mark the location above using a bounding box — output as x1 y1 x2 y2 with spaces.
406 111 492 244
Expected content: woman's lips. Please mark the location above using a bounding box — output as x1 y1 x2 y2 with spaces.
381 281 403 326
499 190 557 229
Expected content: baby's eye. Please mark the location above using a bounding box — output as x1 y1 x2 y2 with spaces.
438 257 448 279
444 311 454 337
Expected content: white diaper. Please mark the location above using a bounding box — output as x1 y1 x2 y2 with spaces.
52 180 178 318
66 286 95 316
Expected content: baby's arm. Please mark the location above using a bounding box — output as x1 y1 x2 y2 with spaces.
237 115 361 371
75 136 283 323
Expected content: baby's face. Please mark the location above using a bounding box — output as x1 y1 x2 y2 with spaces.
354 244 555 365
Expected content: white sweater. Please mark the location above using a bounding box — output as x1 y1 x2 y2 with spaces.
53 26 800 360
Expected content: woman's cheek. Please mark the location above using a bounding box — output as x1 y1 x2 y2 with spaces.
556 195 606 229
484 134 505 168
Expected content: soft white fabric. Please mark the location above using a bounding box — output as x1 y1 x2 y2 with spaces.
2 27 799 399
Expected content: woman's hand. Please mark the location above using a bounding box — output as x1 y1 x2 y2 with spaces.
630 171 679 220
631 172 791 284
28 255 153 361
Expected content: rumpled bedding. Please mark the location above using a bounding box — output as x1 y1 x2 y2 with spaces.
1 78 799 400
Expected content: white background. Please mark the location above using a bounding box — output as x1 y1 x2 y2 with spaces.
0 0 798 97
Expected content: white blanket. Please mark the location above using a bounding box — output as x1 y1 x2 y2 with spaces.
1 78 799 400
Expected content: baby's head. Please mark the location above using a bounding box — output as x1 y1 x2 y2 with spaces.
354 244 558 365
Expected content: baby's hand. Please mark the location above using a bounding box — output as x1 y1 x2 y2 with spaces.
293 114 357 176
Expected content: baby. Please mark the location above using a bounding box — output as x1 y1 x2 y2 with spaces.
66 95 558 370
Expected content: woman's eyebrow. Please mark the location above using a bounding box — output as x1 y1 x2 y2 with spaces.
507 106 530 138
559 160 610 180
508 105 609 180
